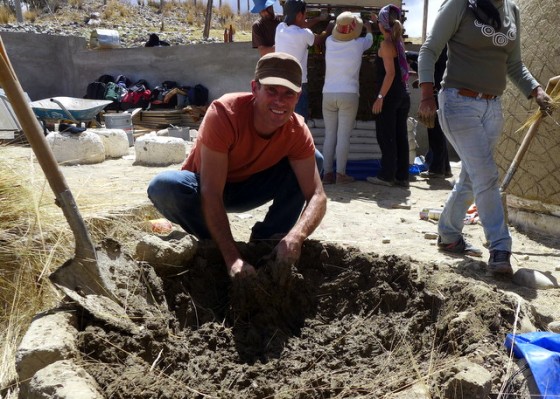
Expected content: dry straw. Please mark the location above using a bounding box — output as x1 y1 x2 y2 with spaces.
0 154 62 394
517 77 560 134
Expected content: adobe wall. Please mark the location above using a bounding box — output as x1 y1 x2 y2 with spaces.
0 32 259 102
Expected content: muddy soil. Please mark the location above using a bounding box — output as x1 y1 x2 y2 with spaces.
75 239 541 398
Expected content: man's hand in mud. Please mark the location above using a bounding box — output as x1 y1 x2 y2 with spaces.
228 259 256 279
417 96 436 128
258 249 293 287
274 235 302 266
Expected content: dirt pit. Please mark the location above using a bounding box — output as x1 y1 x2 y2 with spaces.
70 237 544 398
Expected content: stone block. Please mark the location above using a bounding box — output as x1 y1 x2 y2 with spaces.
15 310 79 382
25 360 103 399
46 130 105 165
134 133 186 166
90 128 129 158
443 360 492 399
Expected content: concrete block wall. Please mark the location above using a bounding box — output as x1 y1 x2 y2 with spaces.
0 32 259 103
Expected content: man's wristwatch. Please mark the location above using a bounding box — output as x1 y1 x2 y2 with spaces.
377 94 384 99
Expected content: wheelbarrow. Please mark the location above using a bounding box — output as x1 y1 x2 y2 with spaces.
30 96 112 134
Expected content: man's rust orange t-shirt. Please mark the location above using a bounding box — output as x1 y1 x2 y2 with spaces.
182 93 315 182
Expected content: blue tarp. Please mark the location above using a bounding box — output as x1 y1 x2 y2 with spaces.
505 332 560 398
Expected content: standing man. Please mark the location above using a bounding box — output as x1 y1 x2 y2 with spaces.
147 52 327 279
251 0 282 57
275 0 328 120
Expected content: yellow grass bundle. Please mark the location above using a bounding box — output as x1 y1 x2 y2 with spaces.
517 76 560 133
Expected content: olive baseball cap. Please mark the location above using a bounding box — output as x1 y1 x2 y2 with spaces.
254 52 302 93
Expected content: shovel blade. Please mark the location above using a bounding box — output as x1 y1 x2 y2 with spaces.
49 256 120 303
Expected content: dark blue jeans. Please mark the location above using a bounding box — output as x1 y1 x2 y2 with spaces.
147 150 324 240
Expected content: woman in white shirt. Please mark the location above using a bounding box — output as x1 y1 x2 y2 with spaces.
321 12 373 184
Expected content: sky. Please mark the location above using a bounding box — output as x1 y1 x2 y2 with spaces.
402 0 444 38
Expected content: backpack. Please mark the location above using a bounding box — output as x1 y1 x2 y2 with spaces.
97 74 115 84
115 75 132 89
104 81 127 102
188 84 209 106
121 88 152 110
128 79 149 92
85 81 107 100
162 80 177 90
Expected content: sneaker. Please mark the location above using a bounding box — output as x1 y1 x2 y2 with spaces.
488 250 513 274
395 179 410 188
366 176 394 187
322 172 335 185
437 236 483 257
336 173 354 184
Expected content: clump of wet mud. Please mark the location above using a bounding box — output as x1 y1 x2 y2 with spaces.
75 239 541 398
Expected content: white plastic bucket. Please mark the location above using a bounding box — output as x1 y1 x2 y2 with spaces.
104 114 134 146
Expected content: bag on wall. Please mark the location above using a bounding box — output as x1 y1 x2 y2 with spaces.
104 81 127 102
115 74 132 89
97 74 115 84
121 88 152 110
128 79 149 92
188 84 208 106
85 81 107 100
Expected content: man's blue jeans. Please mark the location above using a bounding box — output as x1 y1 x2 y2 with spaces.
147 150 324 240
437 88 511 252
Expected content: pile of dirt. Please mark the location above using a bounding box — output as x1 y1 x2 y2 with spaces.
71 238 541 398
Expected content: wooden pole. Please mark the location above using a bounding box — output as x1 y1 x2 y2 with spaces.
422 0 429 42
14 0 23 23
203 0 213 40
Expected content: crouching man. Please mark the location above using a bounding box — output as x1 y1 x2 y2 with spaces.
147 52 327 279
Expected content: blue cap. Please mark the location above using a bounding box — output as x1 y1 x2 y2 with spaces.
251 0 276 13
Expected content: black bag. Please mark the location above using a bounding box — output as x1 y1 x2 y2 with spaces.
145 33 171 47
97 74 115 84
85 81 107 100
162 80 177 90
188 84 209 106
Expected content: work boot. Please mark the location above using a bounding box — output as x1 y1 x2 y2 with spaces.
488 250 513 275
437 236 482 257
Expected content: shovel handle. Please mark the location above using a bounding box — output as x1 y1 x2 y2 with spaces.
0 37 96 261
500 115 544 192
500 75 560 193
